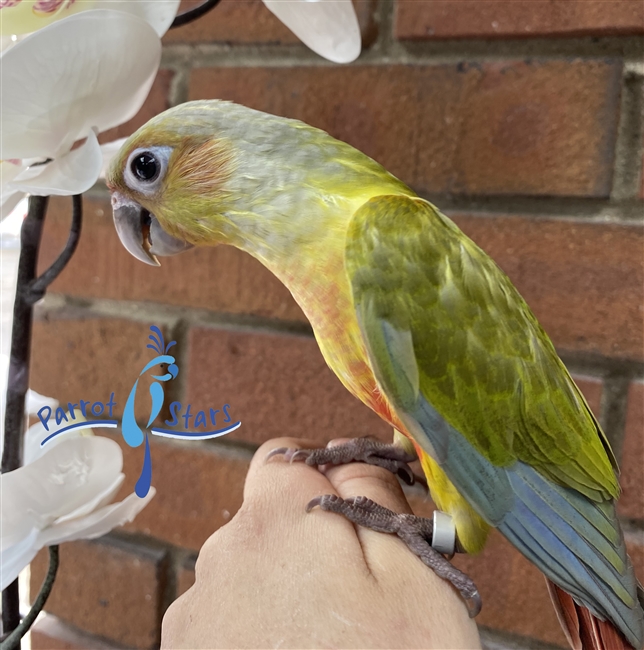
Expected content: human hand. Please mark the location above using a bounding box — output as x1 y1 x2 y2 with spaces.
161 437 481 649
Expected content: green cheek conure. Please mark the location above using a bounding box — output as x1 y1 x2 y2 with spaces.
107 100 644 650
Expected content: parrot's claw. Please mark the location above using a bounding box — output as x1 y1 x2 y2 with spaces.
266 447 313 464
307 494 481 618
266 437 417 485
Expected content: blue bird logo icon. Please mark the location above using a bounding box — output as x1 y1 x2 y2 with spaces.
122 326 178 497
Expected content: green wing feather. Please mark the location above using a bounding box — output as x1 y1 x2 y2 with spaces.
345 194 619 501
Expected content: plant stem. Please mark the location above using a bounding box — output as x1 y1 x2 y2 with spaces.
1 195 82 644
171 0 222 28
2 196 48 475
0 546 59 650
1 195 48 643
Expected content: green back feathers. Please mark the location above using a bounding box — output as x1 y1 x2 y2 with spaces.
346 195 619 501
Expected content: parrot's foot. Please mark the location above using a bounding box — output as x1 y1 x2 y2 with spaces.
307 494 482 618
267 437 417 485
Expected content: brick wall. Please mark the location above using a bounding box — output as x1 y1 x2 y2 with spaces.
27 1 643 648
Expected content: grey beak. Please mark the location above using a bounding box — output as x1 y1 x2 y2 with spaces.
113 202 159 266
111 194 193 267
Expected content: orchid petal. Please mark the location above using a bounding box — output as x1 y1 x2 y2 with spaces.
10 129 103 195
0 0 91 37
1 32 27 53
38 488 156 547
0 195 27 233
1 528 40 591
0 437 122 550
263 0 361 63
99 138 128 180
23 408 91 467
1 35 15 52
23 392 63 465
0 356 9 455
1 158 26 189
54 473 124 524
93 0 181 36
0 190 25 220
0 10 161 159
26 389 59 418
1 489 155 590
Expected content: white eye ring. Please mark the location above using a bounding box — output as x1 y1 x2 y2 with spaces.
124 146 172 196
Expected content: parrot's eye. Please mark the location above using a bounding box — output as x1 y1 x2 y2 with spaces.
131 152 159 182
123 146 172 196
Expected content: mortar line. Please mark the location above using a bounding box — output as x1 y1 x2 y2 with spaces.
622 519 644 536
101 424 257 460
421 195 644 223
611 64 644 200
602 373 633 459
85 179 643 224
35 293 314 337
167 318 193 414
479 625 567 650
373 0 396 57
31 614 136 650
34 293 644 379
160 36 644 69
167 66 190 108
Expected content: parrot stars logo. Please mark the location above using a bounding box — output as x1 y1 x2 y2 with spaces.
38 325 241 498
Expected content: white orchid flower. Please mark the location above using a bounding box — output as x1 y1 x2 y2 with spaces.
0 0 181 39
0 201 153 590
0 8 169 215
1 407 155 591
263 0 361 63
1 0 361 63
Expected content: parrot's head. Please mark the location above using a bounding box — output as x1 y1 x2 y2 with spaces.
106 100 251 266
107 99 396 267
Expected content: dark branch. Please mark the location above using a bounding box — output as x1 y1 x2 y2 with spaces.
28 194 82 303
2 194 80 643
1 195 49 645
0 583 20 644
170 0 222 28
2 195 48 475
0 546 60 650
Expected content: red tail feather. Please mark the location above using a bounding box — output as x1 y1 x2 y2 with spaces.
547 580 634 650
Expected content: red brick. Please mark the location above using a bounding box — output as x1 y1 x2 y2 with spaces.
31 614 124 650
38 196 304 322
30 538 167 649
30 316 169 421
639 88 644 199
105 431 249 550
452 215 644 361
641 133 644 200
619 381 644 519
188 60 621 197
626 529 644 587
185 326 391 447
395 1 644 40
176 555 196 597
99 70 173 145
572 375 603 418
164 0 377 47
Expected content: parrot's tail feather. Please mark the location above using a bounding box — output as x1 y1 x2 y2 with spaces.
548 581 637 650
